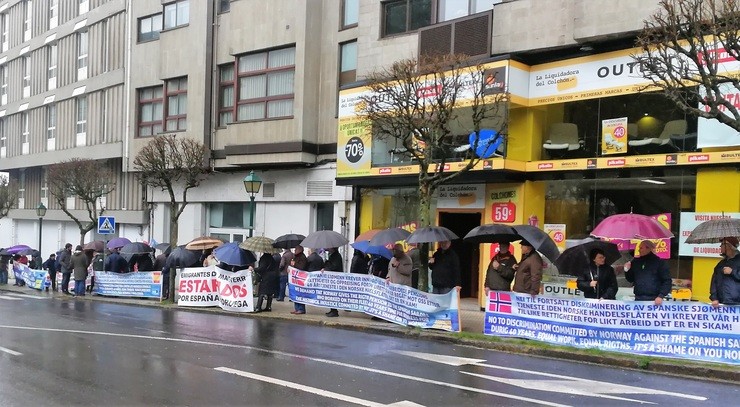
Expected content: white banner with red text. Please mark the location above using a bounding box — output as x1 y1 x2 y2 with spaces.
176 266 255 312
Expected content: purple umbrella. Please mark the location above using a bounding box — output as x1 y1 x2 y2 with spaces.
5 244 34 254
107 237 132 250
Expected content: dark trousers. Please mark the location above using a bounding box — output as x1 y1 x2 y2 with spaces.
61 272 72 293
277 274 288 300
47 270 57 291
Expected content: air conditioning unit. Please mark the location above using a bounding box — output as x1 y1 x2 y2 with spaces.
418 12 492 59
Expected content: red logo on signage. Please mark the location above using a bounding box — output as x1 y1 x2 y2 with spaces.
379 168 392 174
698 48 735 64
688 154 709 162
607 159 625 167
538 163 554 169
416 85 442 98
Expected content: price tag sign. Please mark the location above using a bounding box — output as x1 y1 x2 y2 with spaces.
491 202 516 223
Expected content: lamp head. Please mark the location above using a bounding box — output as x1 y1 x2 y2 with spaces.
243 171 262 196
36 202 47 218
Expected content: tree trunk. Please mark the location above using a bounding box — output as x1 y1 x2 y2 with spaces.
168 207 179 302
416 181 432 292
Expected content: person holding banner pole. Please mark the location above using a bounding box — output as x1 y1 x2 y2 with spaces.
624 240 671 305
576 248 618 300
710 237 740 307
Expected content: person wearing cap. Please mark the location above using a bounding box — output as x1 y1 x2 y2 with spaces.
576 248 618 300
484 242 517 293
624 240 671 305
512 240 543 296
710 237 740 307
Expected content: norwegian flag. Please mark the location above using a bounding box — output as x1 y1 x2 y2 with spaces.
290 269 309 287
488 291 513 313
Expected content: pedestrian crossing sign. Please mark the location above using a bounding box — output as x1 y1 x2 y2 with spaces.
98 216 116 235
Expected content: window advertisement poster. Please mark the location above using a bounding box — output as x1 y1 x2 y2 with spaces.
679 212 740 257
544 224 566 252
601 117 628 155
484 291 740 365
486 184 521 224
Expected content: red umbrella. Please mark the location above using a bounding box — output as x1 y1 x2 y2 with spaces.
591 213 673 240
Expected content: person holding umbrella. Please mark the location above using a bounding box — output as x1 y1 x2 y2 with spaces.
42 253 57 292
484 242 517 294
710 237 740 307
624 240 671 305
290 245 311 315
512 240 543 297
323 247 343 318
576 248 618 300
276 248 294 302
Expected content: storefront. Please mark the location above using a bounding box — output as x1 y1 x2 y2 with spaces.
337 47 740 305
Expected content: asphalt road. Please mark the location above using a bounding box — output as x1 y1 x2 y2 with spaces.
0 292 737 406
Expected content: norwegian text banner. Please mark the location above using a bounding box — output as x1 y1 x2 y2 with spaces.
484 291 739 365
288 267 460 332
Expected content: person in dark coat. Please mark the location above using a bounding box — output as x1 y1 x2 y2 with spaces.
323 247 343 317
306 249 324 272
104 248 129 273
484 242 517 293
350 250 369 274
429 240 461 294
254 253 279 312
370 255 390 279
58 243 73 294
277 248 294 301
624 240 672 305
576 248 618 300
42 253 57 292
710 237 740 307
291 245 310 315
70 246 89 296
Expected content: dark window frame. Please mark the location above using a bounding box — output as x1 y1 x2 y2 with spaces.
218 63 235 127
137 13 163 42
235 46 295 122
137 85 164 137
381 0 435 37
163 0 189 30
218 0 230 14
340 0 359 30
164 76 188 132
338 40 357 87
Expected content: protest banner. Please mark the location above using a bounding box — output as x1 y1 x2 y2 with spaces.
484 291 740 365
20 267 50 290
288 267 460 332
94 271 163 298
176 266 254 312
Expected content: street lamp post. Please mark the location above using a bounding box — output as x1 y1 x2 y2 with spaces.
243 171 262 238
36 202 47 256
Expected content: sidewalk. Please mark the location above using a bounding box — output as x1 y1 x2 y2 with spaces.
1 282 737 384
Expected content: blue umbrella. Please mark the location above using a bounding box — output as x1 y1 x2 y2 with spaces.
214 242 257 267
350 240 393 260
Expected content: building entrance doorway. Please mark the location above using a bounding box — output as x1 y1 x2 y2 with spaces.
438 211 481 298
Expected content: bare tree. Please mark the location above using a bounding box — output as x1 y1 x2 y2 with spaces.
0 176 16 220
359 54 508 291
47 159 115 245
636 0 740 131
133 134 211 300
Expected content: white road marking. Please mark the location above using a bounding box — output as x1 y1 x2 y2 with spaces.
0 346 22 356
0 325 570 407
0 295 23 300
216 367 392 407
0 293 48 299
394 350 708 402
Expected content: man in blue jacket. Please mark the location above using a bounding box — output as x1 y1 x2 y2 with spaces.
624 240 672 305
104 248 129 273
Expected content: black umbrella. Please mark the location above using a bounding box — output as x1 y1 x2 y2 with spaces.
368 228 412 246
272 233 306 249
463 224 519 244
164 246 202 269
406 226 459 244
300 230 349 249
120 242 154 256
553 238 621 276
511 225 561 263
